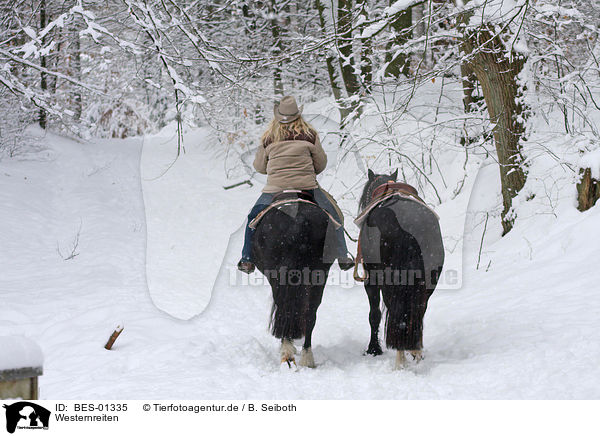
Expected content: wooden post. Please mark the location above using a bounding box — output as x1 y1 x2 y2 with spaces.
0 368 42 400
0 337 43 400
104 325 124 350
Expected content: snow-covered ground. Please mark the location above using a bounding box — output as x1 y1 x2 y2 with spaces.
1 117 599 399
141 125 258 318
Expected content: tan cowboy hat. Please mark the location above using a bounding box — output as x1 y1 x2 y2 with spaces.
273 96 303 124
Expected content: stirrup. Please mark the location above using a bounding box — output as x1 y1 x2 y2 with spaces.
237 260 255 274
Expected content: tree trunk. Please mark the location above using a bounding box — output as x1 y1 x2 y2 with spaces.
413 2 424 39
385 4 412 78
577 168 600 211
462 26 527 234
459 60 484 146
39 0 47 129
315 0 351 126
412 3 425 67
336 0 362 126
269 0 284 100
71 17 82 121
358 0 372 93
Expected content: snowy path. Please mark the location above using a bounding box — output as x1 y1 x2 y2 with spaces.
1 128 599 399
141 126 258 319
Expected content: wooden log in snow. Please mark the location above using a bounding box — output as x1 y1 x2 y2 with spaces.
104 325 124 350
577 168 600 212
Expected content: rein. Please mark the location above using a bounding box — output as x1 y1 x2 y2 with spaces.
353 236 368 282
354 177 388 282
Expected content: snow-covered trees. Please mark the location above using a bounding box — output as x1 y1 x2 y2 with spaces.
457 1 529 234
1 0 600 222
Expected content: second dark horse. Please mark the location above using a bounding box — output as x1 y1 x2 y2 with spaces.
252 195 336 368
357 170 444 369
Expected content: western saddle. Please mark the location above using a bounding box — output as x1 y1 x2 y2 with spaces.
248 190 342 230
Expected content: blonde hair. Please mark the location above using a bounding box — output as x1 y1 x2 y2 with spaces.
261 116 316 146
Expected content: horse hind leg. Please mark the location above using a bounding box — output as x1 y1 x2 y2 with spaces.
382 287 426 370
365 282 383 356
280 339 297 367
394 349 423 370
299 284 324 368
394 350 407 370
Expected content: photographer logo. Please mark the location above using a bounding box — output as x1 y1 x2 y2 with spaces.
2 402 50 433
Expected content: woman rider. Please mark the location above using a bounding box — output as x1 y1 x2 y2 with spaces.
237 96 354 274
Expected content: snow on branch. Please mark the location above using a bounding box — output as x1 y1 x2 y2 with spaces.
0 48 103 94
360 0 424 39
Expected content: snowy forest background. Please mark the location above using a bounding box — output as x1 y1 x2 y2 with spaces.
2 0 600 225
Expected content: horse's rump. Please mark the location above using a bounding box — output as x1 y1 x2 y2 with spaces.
252 202 335 340
361 196 444 291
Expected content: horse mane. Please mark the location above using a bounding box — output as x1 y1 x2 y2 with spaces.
359 170 398 212
358 181 372 212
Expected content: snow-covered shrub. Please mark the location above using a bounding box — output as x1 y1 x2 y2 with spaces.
0 90 40 159
92 100 150 139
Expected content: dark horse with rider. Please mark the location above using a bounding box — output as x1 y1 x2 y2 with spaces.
238 96 444 369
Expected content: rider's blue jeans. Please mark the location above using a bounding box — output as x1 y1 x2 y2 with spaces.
240 188 348 262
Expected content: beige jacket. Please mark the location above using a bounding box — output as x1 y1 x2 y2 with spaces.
253 134 327 193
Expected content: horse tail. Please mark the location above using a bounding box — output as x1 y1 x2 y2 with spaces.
268 212 313 340
269 282 310 340
383 285 427 350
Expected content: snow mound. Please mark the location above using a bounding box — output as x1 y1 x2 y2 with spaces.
0 336 43 371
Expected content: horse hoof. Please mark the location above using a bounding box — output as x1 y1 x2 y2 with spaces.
408 350 423 362
365 345 383 356
280 339 297 367
299 348 315 368
281 357 297 368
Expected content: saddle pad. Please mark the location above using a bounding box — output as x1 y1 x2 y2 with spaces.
354 191 439 227
249 198 342 230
